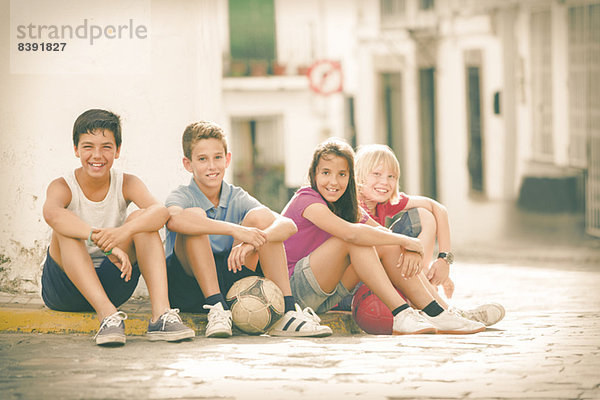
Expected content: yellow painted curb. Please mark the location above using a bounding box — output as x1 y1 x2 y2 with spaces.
0 308 360 335
0 308 150 335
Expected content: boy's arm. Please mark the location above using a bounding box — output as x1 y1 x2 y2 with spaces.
42 178 91 239
227 208 296 272
166 206 267 249
92 174 169 252
245 207 297 243
405 196 451 254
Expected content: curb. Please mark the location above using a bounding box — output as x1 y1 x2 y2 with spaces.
0 306 362 336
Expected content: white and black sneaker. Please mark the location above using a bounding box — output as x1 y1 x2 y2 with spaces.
203 303 233 338
269 304 332 337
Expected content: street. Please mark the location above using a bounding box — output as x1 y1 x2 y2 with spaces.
1 262 599 400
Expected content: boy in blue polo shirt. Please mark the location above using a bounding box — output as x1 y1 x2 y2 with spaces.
165 121 331 338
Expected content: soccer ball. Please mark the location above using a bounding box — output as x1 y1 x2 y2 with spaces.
226 276 285 334
352 284 407 335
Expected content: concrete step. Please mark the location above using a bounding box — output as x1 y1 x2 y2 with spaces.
0 294 362 336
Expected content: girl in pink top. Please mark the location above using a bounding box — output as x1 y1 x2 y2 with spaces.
355 144 505 327
283 139 486 334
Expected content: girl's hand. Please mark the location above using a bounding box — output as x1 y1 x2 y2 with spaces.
107 247 133 282
228 243 255 273
93 226 130 253
426 258 450 286
441 277 455 298
403 237 424 256
397 250 423 279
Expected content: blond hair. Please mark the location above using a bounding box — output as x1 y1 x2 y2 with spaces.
355 144 401 203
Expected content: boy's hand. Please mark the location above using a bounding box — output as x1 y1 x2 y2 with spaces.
426 258 450 286
234 226 267 250
397 250 423 279
107 247 133 282
92 226 130 253
403 237 424 256
227 243 255 273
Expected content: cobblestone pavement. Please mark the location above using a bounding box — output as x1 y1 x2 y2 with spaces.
1 262 599 399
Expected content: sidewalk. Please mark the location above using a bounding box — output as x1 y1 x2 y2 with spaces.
2 262 599 400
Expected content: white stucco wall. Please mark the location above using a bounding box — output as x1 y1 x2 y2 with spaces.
0 0 225 292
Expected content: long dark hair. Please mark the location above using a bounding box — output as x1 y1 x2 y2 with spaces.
308 138 360 223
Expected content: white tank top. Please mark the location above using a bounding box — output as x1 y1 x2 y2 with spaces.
63 168 127 267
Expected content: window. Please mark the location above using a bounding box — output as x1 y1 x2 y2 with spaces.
530 9 553 160
231 117 288 211
419 0 434 11
568 4 599 168
228 0 276 76
381 0 406 17
380 0 406 28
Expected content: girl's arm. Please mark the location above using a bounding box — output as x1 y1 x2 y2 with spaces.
302 203 423 254
405 195 452 286
405 195 451 254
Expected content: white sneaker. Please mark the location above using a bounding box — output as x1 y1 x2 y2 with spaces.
420 309 486 334
392 308 437 335
452 303 505 326
269 304 332 337
203 303 232 338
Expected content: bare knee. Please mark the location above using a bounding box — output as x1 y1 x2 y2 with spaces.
242 207 274 230
417 208 436 231
125 208 145 222
377 244 401 261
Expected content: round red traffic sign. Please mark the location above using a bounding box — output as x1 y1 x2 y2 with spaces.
308 60 343 95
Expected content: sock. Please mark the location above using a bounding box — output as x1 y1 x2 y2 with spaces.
421 300 444 317
206 293 229 310
284 296 296 313
391 304 409 316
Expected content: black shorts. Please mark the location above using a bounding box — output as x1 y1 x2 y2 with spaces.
166 252 262 313
41 250 140 312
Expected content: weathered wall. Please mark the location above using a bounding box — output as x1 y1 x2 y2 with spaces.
0 0 225 292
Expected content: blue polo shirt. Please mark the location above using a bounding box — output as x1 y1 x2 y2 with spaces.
165 178 264 257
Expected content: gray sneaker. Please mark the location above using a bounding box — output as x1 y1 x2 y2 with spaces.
94 311 127 346
147 309 195 342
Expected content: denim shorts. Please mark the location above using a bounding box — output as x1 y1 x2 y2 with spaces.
166 252 262 313
289 255 351 314
41 250 140 312
389 208 422 238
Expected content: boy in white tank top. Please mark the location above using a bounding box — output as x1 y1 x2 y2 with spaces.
41 109 194 346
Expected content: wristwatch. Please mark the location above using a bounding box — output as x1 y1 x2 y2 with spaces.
437 251 454 265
